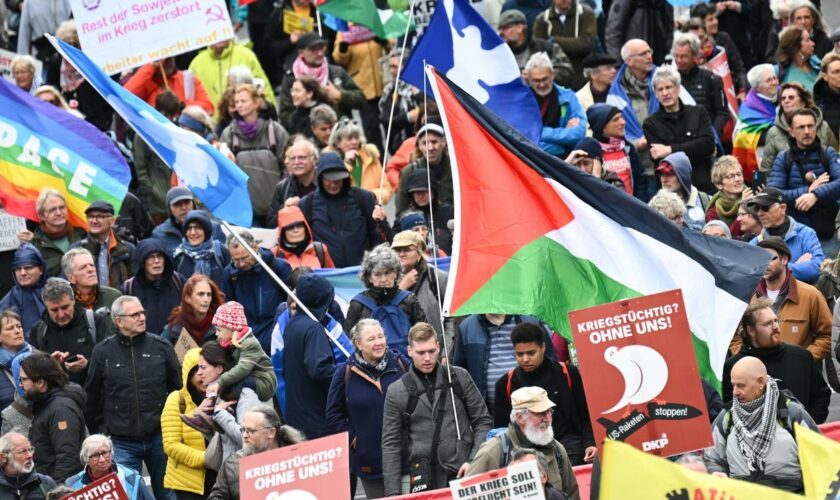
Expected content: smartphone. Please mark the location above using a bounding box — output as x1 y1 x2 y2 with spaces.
752 171 766 189
64 355 79 363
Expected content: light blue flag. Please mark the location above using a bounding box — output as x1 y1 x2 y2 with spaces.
48 35 253 227
401 0 541 144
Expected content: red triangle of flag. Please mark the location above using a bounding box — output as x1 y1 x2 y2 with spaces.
428 67 575 314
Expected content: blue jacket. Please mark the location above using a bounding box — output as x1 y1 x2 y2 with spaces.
282 274 337 439
66 463 154 500
0 243 47 334
121 239 185 335
768 143 840 229
539 83 587 157
151 215 226 256
222 247 292 353
325 350 409 479
453 315 556 400
751 217 824 283
173 211 230 286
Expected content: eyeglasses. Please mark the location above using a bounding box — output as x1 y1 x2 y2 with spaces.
241 426 271 436
529 76 553 85
87 213 113 221
769 255 779 261
529 408 555 418
18 375 31 383
285 155 312 162
780 94 799 101
118 310 146 320
630 49 653 58
89 450 111 461
45 205 67 215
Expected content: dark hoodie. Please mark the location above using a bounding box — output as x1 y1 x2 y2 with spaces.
121 239 185 335
282 274 338 439
0 243 47 333
172 210 230 287
300 154 390 267
30 383 87 483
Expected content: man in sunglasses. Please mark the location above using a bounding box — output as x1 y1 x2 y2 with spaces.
747 187 824 284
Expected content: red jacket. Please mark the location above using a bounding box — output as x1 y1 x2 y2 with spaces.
124 64 214 114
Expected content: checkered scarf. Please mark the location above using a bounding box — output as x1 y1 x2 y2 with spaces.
730 377 780 472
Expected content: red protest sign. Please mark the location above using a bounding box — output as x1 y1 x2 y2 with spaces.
239 431 350 498
707 50 739 118
61 472 128 500
569 290 713 457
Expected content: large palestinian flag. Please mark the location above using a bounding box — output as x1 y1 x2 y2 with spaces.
427 68 769 388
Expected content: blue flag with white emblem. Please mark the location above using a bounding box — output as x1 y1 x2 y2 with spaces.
48 35 253 227
401 0 541 144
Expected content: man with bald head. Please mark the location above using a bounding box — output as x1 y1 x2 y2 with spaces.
705 356 819 492
724 297 830 423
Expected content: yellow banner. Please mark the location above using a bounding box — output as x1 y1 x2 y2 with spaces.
600 440 801 500
283 10 314 34
795 423 840 499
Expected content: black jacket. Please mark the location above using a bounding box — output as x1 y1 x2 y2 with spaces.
29 306 112 386
84 331 181 440
120 239 184 335
643 102 716 192
267 175 316 229
71 233 135 289
30 384 86 483
0 469 56 500
814 78 840 141
679 65 729 136
723 342 831 424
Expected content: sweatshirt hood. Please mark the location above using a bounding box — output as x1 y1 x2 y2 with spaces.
132 238 175 277
294 274 334 320
11 244 46 288
662 151 692 194
183 210 214 242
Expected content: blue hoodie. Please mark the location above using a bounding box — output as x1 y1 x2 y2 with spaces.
282 274 338 439
0 243 47 334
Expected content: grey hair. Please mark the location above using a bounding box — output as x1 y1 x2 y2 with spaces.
329 118 366 150
42 278 74 304
60 248 93 279
747 64 775 89
181 105 213 131
36 188 65 218
620 39 647 61
360 244 403 287
510 448 549 477
55 19 79 46
583 64 611 79
350 318 383 343
10 55 36 74
227 230 256 248
310 104 337 127
648 189 687 220
652 65 681 89
510 408 529 423
288 136 320 161
672 32 701 57
228 65 254 86
111 296 142 324
79 434 113 463
524 52 553 74
246 404 306 445
0 432 26 460
786 1 827 33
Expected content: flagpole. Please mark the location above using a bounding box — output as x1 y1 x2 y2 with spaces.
421 61 462 442
219 220 350 358
316 10 323 37
376 0 419 205
158 61 170 91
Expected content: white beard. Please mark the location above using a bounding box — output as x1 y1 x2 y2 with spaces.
522 421 554 446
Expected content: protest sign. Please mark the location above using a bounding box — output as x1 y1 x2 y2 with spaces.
283 9 315 34
69 0 233 74
0 49 43 84
450 461 545 500
569 290 712 457
0 210 26 252
707 50 739 118
239 432 350 498
173 328 199 363
60 472 128 500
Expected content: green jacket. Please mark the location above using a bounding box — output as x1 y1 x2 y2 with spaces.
133 138 171 218
32 226 87 278
217 330 276 402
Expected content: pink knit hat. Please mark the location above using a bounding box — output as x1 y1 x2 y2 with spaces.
212 301 248 334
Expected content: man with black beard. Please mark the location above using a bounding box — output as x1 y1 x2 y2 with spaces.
0 432 56 499
496 10 574 87
467 387 580 499
208 405 304 500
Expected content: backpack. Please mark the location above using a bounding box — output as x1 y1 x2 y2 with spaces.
33 308 100 349
353 290 413 355
230 120 279 156
343 356 409 397
722 390 799 440
505 361 572 401
400 367 465 428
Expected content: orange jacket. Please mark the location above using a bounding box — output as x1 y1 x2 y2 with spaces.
385 136 416 189
124 64 214 115
272 206 335 269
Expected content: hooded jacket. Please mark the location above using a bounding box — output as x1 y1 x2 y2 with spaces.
300 159 390 268
274 206 335 269
0 243 47 333
282 274 338 439
173 211 230 287
151 215 227 257
122 239 185 335
161 348 206 495
662 152 710 231
221 248 292 354
761 106 838 174
752 217 824 284
30 383 86 483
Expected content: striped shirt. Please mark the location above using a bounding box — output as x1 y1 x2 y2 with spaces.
485 321 519 408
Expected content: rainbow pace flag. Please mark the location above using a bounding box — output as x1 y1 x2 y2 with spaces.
427 66 769 389
0 78 130 228
732 89 776 181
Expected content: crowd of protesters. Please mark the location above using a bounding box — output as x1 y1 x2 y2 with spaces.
0 0 839 498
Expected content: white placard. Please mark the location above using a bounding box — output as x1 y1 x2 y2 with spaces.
0 211 27 252
0 48 44 83
69 0 234 75
450 460 545 500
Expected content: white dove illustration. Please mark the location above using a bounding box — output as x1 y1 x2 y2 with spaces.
602 345 668 414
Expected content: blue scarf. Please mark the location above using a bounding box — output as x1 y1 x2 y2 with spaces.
0 286 46 333
0 343 32 371
174 239 217 278
607 64 660 141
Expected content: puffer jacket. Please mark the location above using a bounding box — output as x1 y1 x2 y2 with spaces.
161 348 206 495
31 225 86 278
30 384 87 483
66 463 153 500
84 330 181 441
531 0 597 90
678 64 729 135
752 217 824 284
72 231 135 290
121 239 184 335
220 118 289 219
273 206 335 269
761 107 838 174
207 451 243 500
767 141 840 230
0 243 47 333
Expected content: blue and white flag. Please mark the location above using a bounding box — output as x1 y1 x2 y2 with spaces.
401 0 541 144
48 35 253 227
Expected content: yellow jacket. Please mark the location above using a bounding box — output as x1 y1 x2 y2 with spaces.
162 348 206 494
332 33 385 100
